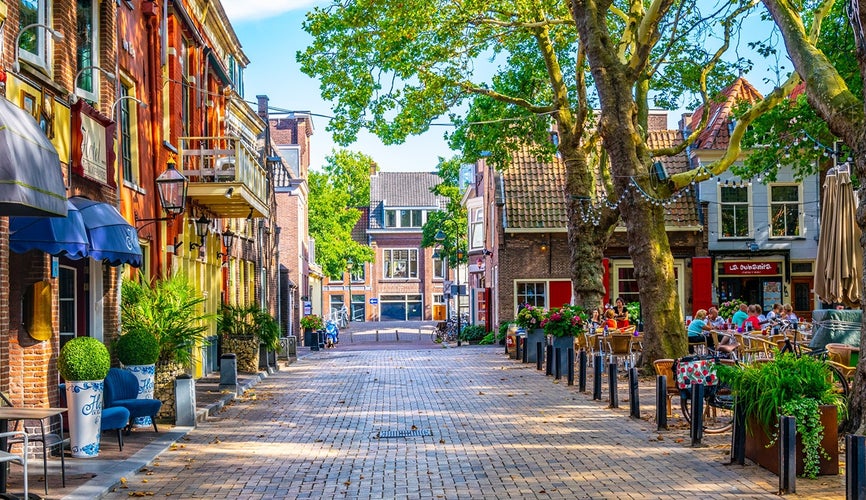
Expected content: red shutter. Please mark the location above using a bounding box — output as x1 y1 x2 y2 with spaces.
692 257 714 314
602 258 610 306
549 280 572 308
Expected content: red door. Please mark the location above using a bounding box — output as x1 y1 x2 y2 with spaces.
549 280 572 309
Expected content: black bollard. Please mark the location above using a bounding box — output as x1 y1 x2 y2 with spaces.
779 415 796 494
567 348 575 386
536 342 543 371
521 336 528 363
546 345 553 376
731 401 746 465
690 383 704 446
554 347 562 380
608 360 618 408
656 375 667 431
578 350 587 392
593 354 603 400
846 435 866 500
628 367 640 419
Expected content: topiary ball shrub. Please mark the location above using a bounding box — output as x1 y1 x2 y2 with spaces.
58 337 110 381
115 330 160 366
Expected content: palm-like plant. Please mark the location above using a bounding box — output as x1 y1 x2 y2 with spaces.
121 274 212 368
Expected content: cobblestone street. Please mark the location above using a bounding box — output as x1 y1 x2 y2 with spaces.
101 345 843 499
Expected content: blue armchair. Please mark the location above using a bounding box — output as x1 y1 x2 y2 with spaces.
103 368 162 434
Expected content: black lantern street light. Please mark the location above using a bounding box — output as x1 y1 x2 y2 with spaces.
189 215 210 251
217 229 236 259
156 162 189 215
435 229 464 346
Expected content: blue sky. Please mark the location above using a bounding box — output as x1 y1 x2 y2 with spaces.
223 1 455 173
223 1 783 173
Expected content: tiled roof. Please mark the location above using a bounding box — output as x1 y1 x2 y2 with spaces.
503 130 699 230
688 77 763 150
353 206 369 243
369 172 448 229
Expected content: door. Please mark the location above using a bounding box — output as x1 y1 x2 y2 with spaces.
549 280 572 309
57 266 77 350
791 277 814 319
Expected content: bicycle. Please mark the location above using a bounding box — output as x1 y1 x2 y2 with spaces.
676 354 735 434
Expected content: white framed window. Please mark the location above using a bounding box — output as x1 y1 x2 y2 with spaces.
433 294 445 305
515 281 546 309
75 0 101 102
769 184 802 237
469 206 484 250
384 209 426 228
279 146 300 177
612 260 685 316
383 249 418 278
433 256 445 279
718 185 750 238
19 0 51 70
119 80 141 186
350 263 365 282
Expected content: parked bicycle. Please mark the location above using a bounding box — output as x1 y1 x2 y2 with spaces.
676 354 735 434
435 314 469 343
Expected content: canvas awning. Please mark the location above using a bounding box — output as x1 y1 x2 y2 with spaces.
814 166 862 307
70 197 142 267
9 200 89 258
0 97 67 216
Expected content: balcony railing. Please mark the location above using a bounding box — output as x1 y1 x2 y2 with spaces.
179 136 269 218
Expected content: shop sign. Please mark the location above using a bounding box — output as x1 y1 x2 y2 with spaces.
722 261 779 275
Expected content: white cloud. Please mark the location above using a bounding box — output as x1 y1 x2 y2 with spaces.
222 0 319 22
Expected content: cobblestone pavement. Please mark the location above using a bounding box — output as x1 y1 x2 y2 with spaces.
102 346 844 499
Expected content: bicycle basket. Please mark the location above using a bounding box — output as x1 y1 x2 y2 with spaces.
674 355 719 390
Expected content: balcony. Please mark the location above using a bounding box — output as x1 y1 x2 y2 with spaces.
179 136 269 219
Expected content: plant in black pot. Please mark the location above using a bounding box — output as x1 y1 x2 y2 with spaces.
58 337 110 458
717 353 846 478
114 330 160 427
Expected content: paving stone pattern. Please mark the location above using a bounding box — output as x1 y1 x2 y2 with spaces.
102 347 840 499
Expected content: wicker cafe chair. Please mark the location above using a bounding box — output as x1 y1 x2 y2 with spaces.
653 359 679 417
606 334 634 369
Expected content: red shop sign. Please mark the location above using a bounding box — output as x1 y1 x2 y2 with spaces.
722 261 779 275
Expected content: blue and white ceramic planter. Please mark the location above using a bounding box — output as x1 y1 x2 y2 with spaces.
125 364 156 427
66 380 104 458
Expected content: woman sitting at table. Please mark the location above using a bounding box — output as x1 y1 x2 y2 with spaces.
687 309 713 352
613 297 630 328
602 309 618 331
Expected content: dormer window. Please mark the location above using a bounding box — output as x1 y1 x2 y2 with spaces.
384 209 426 228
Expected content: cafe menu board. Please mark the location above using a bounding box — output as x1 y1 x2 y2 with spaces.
763 280 782 312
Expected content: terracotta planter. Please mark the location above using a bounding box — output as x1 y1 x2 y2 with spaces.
744 404 838 476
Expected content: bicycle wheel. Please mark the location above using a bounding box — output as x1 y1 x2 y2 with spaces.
828 365 850 400
680 389 734 434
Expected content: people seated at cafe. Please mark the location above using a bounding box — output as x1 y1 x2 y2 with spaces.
766 303 782 323
687 309 711 348
731 303 749 327
613 297 630 328
742 305 763 332
755 304 767 324
707 307 726 329
782 303 799 326
603 309 618 331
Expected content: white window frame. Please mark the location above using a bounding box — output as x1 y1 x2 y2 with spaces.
432 255 445 279
383 248 419 279
279 146 301 177
118 79 141 186
18 0 51 71
75 0 101 103
768 183 803 238
611 260 685 316
58 265 77 348
514 281 548 315
468 205 484 251
717 184 752 239
383 208 427 228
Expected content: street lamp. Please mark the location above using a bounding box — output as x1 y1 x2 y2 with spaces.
135 162 189 227
346 260 354 323
455 247 464 346
70 65 116 103
217 229 236 259
189 215 210 251
13 23 64 73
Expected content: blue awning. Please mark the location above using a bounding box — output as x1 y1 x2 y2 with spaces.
70 197 142 267
0 97 67 216
9 200 89 258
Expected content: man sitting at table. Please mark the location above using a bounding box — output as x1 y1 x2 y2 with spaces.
707 307 726 330
731 303 749 327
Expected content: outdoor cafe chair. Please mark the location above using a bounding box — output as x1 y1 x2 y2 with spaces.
652 359 678 417
1 392 66 494
605 334 634 369
0 431 28 498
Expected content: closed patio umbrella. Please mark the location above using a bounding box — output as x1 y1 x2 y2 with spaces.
815 165 862 307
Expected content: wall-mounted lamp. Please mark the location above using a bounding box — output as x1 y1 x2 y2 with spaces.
13 23 64 73
111 95 148 115
224 187 234 199
135 162 189 228
70 65 116 103
481 249 493 256
189 215 210 251
246 208 254 221
217 229 235 258
540 243 549 252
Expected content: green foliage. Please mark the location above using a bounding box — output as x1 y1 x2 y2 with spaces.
459 324 488 342
121 275 212 368
479 331 497 345
516 304 544 330
300 314 324 331
421 157 468 267
718 298 746 320
58 337 110 381
114 330 160 366
716 353 844 438
541 305 588 338
777 398 830 479
256 310 282 352
626 302 641 323
218 304 282 352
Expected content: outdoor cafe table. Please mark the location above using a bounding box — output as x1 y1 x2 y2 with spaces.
0 407 66 497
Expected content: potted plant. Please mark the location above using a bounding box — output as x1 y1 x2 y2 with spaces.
218 304 262 373
718 298 746 321
516 304 546 362
121 275 212 422
256 309 282 370
717 353 845 478
114 329 160 427
541 304 587 373
58 336 110 458
300 314 324 348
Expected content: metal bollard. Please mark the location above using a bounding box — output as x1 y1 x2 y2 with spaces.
731 401 746 465
536 342 543 371
219 353 238 395
656 375 667 431
175 374 197 427
522 337 528 363
567 348 575 386
779 415 796 494
593 354 603 400
554 347 562 380
628 367 640 418
546 345 553 376
846 435 866 500
608 360 618 408
578 350 587 392
690 383 704 446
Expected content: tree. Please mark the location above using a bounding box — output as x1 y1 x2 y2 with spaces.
752 0 866 433
308 149 375 277
420 157 467 267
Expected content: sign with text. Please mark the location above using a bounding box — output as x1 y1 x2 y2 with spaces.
722 261 780 275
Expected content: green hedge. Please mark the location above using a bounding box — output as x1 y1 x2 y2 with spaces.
58 337 110 381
